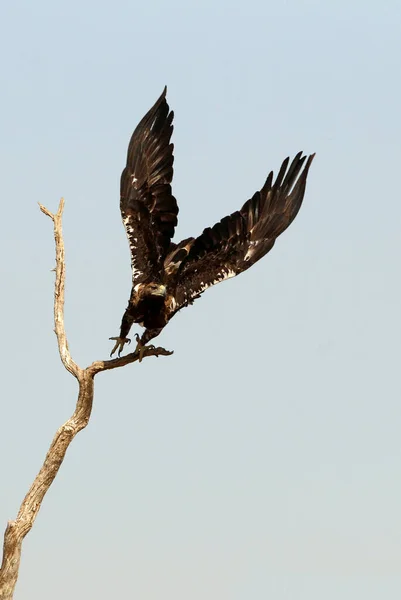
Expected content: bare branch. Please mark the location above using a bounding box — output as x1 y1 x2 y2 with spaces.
0 373 94 599
88 345 173 376
39 198 80 379
0 199 172 599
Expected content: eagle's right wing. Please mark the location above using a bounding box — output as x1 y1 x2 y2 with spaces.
120 87 179 286
169 152 314 314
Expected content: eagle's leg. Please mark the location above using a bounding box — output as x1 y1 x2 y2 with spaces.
134 328 163 362
109 308 134 357
109 337 131 357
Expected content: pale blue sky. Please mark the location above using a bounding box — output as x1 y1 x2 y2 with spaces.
1 0 401 598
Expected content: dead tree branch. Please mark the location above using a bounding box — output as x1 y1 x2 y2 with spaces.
0 199 172 599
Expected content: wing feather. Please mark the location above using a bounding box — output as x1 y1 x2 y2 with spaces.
120 87 178 285
170 152 314 313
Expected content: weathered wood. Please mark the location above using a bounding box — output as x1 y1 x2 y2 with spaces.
0 200 172 599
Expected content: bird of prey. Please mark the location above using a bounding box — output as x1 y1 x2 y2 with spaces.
110 88 314 360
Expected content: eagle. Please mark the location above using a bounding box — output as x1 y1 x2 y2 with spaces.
110 88 314 360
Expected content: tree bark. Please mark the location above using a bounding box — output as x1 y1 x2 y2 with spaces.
0 199 172 599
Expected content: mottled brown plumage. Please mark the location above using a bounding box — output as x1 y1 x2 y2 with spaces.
110 88 315 359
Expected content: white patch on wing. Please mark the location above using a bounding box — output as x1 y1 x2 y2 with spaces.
132 262 143 280
245 241 260 261
192 268 236 297
123 215 143 281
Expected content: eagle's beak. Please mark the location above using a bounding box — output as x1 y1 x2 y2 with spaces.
152 285 167 297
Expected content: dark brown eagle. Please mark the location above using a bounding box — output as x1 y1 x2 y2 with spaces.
110 88 314 359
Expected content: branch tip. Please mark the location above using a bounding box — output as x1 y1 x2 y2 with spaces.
56 197 65 217
38 203 55 220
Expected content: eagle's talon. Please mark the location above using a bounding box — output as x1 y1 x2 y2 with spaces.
109 337 131 357
134 334 154 362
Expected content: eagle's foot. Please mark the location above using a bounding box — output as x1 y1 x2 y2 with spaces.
134 334 155 363
109 337 131 357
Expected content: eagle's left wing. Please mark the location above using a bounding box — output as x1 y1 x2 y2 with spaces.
120 87 179 286
169 152 314 315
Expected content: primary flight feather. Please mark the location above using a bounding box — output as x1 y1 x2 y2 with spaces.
110 87 315 359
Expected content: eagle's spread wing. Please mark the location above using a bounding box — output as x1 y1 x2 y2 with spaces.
171 152 315 313
120 87 178 286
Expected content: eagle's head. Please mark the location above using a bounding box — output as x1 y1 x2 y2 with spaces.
145 283 167 298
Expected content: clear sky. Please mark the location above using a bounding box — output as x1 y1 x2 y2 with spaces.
1 0 401 598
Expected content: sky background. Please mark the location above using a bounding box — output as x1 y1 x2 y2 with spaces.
1 0 401 598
